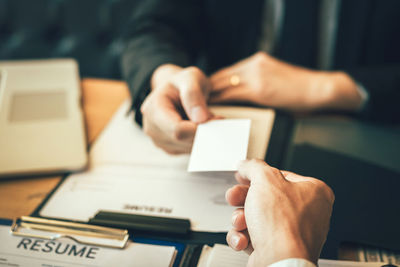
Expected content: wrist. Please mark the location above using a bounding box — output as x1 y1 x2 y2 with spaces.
253 235 316 266
306 71 362 111
151 64 183 90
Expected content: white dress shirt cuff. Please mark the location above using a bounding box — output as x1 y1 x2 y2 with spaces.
268 258 316 267
356 82 370 112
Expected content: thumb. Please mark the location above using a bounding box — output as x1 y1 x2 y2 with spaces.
173 67 212 123
180 83 211 123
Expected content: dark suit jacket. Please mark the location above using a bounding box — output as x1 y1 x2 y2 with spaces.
121 0 400 124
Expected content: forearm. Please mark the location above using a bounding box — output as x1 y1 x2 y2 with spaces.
304 71 362 112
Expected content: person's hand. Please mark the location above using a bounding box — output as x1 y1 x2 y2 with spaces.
210 52 363 112
140 64 213 154
225 159 335 266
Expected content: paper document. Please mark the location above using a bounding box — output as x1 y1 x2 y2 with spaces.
40 166 236 231
0 225 176 267
40 101 275 232
188 119 251 172
197 244 389 267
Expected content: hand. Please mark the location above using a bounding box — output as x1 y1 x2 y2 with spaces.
140 64 213 154
225 159 335 266
210 52 363 112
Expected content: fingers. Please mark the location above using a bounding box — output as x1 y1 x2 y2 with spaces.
225 184 249 206
173 67 212 123
235 172 250 186
210 57 251 91
141 88 197 154
209 85 251 104
150 121 196 154
232 208 247 231
226 229 251 252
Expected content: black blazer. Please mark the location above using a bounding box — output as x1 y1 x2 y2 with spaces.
121 0 400 124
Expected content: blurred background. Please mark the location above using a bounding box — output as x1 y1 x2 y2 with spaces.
0 0 137 79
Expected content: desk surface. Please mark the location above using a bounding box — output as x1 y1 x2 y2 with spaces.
0 78 129 219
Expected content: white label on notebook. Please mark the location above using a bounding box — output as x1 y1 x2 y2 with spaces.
188 119 251 172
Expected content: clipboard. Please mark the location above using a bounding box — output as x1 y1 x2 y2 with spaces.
0 217 186 267
11 216 129 249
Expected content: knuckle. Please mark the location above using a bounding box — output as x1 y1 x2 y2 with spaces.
173 124 186 141
140 97 151 114
185 66 202 77
254 51 269 65
166 149 180 155
269 167 281 176
249 158 264 165
248 158 264 168
314 179 335 203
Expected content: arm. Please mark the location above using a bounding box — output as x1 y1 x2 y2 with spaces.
209 52 400 123
121 0 204 125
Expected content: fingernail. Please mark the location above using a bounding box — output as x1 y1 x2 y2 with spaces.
231 234 240 248
232 212 238 226
191 106 208 123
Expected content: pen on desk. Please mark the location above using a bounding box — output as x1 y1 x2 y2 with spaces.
89 211 191 235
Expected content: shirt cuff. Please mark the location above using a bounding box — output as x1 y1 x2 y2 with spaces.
268 258 316 267
355 82 370 112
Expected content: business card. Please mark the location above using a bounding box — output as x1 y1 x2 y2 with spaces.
188 119 251 172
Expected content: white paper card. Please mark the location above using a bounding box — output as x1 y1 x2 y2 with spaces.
188 119 251 172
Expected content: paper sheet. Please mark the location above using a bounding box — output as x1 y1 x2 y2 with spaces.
0 225 176 267
188 119 251 172
40 165 235 232
197 244 388 267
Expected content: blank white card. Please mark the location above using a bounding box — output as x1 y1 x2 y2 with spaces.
188 119 251 172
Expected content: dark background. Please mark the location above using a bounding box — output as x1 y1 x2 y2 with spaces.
0 0 137 79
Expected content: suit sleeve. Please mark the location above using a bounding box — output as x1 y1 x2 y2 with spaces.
345 64 400 123
120 0 204 125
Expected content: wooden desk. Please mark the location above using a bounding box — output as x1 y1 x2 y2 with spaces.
0 78 129 219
